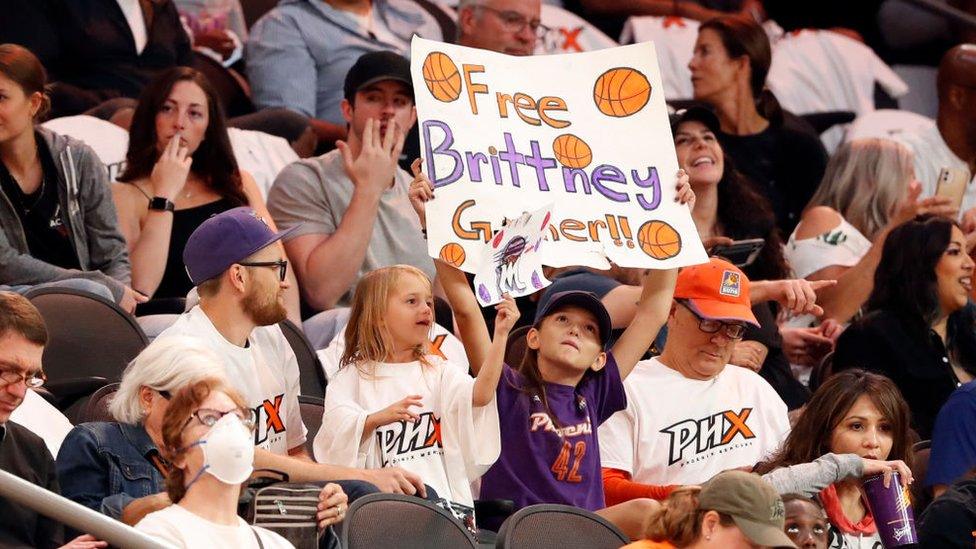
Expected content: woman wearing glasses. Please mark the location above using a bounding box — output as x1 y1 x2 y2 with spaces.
135 376 303 548
111 67 299 319
56 336 226 526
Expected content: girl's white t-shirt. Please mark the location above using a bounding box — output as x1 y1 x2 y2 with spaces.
314 356 500 507
136 504 295 548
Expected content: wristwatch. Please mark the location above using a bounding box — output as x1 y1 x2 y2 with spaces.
148 196 175 212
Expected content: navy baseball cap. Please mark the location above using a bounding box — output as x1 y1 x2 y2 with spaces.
343 50 414 103
183 207 300 285
534 291 613 349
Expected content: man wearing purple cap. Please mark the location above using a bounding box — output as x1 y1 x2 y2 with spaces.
600 258 790 501
268 51 435 312
157 207 426 498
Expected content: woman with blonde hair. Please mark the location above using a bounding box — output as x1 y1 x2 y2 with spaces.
624 471 796 549
783 139 957 373
313 264 516 529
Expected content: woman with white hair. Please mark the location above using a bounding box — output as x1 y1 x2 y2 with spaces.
785 138 957 328
55 336 226 525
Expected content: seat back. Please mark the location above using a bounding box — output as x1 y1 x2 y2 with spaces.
279 320 327 399
297 395 324 456
76 383 122 424
808 351 835 393
343 493 476 549
912 440 933 515
497 504 628 549
191 51 255 118
26 287 148 384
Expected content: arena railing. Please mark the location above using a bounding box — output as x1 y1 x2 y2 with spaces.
0 468 172 549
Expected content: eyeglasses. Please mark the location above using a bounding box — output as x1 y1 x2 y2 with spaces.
476 5 547 37
183 407 257 431
678 301 747 339
238 259 288 282
0 369 45 389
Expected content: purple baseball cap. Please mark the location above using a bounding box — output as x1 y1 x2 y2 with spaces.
183 207 300 285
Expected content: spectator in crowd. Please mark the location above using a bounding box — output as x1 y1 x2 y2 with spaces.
925 380 976 497
246 0 442 144
413 175 690 535
316 265 514 527
112 67 300 320
781 495 828 549
786 139 956 327
689 15 828 234
175 0 249 66
456 0 542 56
0 292 106 549
834 215 976 439
599 258 790 503
268 51 434 311
672 106 820 406
0 44 143 312
135 376 338 547
56 336 225 525
156 207 424 495
917 466 976 549
757 370 915 548
622 470 797 549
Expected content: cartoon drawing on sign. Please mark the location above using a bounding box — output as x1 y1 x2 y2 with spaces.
474 206 553 306
637 220 682 260
495 233 529 295
422 51 462 103
593 67 651 117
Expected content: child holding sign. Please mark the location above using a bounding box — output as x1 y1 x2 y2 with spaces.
313 264 517 529
409 163 694 536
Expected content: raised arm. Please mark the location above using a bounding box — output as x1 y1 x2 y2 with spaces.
472 294 519 406
611 268 677 379
408 160 492 371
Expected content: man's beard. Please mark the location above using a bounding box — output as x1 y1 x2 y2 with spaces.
242 285 287 326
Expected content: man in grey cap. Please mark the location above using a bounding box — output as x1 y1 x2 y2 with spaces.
158 207 427 501
268 51 435 313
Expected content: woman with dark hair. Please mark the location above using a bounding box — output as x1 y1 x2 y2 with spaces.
673 106 817 409
757 369 915 549
112 66 298 318
0 43 143 311
834 214 976 439
690 15 828 234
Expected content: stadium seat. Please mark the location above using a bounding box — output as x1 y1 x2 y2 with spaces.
495 504 628 549
280 319 328 399
191 51 255 118
342 493 477 549
808 351 835 393
241 0 280 30
76 383 121 424
297 394 324 456
503 326 531 368
25 287 148 411
911 440 933 515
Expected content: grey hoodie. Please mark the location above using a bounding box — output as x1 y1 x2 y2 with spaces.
0 126 130 300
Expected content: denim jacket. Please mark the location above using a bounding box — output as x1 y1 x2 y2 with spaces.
55 422 165 520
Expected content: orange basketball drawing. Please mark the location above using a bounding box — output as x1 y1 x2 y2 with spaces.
422 52 462 102
593 67 651 117
439 242 466 267
637 220 682 259
552 134 593 169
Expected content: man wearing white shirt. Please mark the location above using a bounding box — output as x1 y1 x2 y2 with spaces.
599 258 790 503
157 207 427 497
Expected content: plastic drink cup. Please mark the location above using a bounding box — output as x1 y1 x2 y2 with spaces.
862 472 917 547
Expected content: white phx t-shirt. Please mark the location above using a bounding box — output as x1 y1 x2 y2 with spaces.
599 357 790 486
158 306 307 455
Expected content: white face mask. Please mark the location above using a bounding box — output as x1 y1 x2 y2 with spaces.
185 412 255 487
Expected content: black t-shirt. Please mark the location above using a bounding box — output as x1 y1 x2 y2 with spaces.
0 136 81 271
719 113 828 236
918 479 976 548
0 422 64 549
